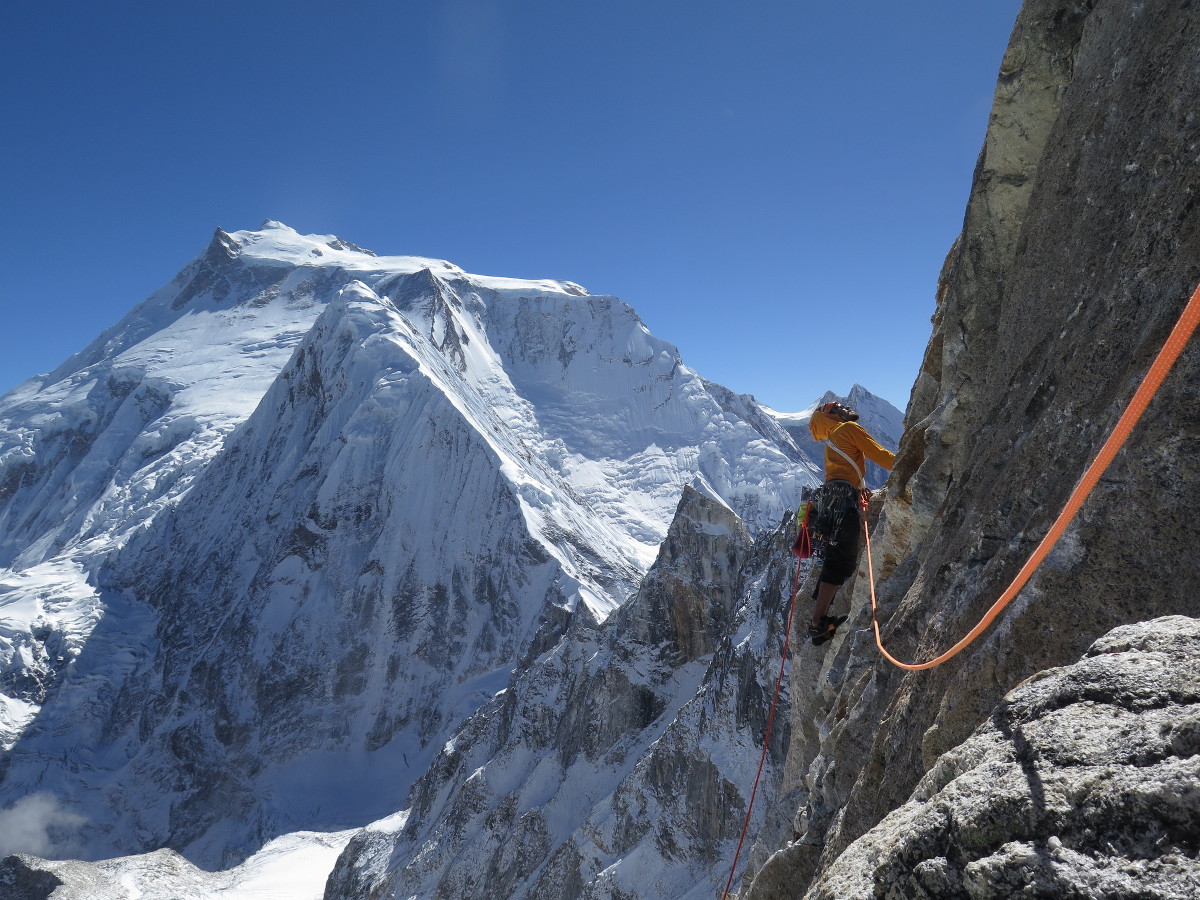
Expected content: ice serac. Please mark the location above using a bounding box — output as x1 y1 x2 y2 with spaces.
0 221 816 868
744 2 1200 897
325 485 804 900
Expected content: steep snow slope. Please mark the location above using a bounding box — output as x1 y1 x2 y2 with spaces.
0 225 353 750
0 222 820 868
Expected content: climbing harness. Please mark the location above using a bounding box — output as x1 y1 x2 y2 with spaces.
866 281 1200 671
808 481 859 557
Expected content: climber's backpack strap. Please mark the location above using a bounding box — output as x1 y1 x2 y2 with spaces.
826 422 866 489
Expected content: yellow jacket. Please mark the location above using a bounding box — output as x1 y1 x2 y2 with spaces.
808 408 896 486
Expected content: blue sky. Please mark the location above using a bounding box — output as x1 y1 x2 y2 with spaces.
1 0 1021 413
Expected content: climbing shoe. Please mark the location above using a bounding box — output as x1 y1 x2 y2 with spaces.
810 615 848 646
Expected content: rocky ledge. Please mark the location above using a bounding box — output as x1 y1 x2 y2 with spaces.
798 615 1200 899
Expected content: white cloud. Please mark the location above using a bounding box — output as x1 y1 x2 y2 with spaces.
0 792 86 858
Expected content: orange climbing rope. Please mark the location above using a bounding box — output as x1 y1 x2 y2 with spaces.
717 283 1198 894
867 282 1200 671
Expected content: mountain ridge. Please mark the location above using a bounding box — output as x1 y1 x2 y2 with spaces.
0 222 895 877
5 0 1200 897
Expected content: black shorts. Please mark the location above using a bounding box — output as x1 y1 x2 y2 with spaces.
812 480 861 586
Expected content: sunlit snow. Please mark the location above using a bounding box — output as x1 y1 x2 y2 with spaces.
0 222 902 896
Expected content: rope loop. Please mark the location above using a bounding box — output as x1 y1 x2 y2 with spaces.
718 283 1199 895
867 282 1200 671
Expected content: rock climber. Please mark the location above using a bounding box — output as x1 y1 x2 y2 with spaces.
805 400 896 645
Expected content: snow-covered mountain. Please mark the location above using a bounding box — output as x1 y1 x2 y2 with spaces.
0 222 899 889
324 485 803 900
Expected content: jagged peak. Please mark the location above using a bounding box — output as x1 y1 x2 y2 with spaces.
765 385 901 422
207 227 242 262
846 383 885 404
677 480 743 532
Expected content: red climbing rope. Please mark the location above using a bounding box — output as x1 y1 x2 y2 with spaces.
866 281 1200 671
721 556 805 900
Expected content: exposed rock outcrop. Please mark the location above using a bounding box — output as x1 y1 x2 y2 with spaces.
746 0 1200 896
0 856 63 900
807 616 1200 899
749 617 1200 899
323 486 799 900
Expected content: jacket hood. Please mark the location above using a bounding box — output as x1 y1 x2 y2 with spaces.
809 407 839 441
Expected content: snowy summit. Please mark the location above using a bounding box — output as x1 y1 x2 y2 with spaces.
0 223 896 890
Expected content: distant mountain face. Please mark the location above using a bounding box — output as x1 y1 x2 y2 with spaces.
0 222 856 871
324 485 803 900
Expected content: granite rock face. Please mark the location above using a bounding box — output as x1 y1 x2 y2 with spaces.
745 1 1200 897
807 616 1200 900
